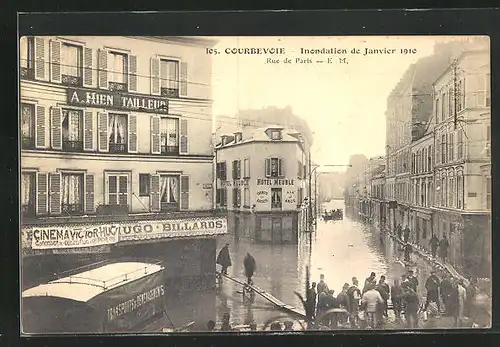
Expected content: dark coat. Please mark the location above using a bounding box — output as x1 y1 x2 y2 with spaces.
425 275 440 293
376 283 390 301
408 276 419 292
429 236 439 249
243 253 256 278
403 289 420 313
440 278 452 296
216 246 232 268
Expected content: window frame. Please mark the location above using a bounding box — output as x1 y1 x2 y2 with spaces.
270 130 282 140
61 107 84 152
21 171 36 216
60 41 84 85
107 50 129 91
271 187 283 209
61 172 85 215
108 112 129 154
105 172 130 208
20 36 35 79
159 57 180 98
20 102 36 149
159 116 180 155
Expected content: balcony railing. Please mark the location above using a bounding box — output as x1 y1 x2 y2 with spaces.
161 202 180 212
63 140 83 152
62 203 83 215
22 137 35 149
109 82 128 92
271 203 283 210
161 145 179 156
109 143 127 154
20 67 35 79
161 87 179 98
62 74 83 87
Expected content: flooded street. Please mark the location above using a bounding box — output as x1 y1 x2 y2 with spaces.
214 200 425 328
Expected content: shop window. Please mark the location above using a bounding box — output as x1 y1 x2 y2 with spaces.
108 51 128 91
160 175 179 211
61 42 83 86
107 174 129 207
62 109 83 152
21 172 36 216
216 162 227 180
62 173 84 215
160 117 179 155
139 174 150 197
20 36 35 79
271 188 282 209
108 113 128 153
160 59 180 98
21 103 35 149
266 157 283 178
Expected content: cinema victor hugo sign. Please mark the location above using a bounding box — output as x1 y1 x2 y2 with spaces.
23 217 228 250
67 88 169 114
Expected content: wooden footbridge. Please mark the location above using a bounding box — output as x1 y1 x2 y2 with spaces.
216 271 307 319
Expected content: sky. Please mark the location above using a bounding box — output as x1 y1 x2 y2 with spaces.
210 36 460 170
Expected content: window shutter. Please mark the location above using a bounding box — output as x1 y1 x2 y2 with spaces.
49 172 61 215
265 158 271 177
129 55 137 92
34 37 46 80
247 158 250 178
128 114 138 153
180 175 189 210
83 110 93 151
150 174 161 212
36 172 49 215
85 174 95 214
98 49 108 89
179 118 188 154
278 158 283 176
150 115 161 154
151 57 160 95
237 188 241 206
237 160 242 179
98 112 109 152
34 105 47 149
180 61 188 96
222 162 227 180
49 40 61 83
50 107 62 150
216 188 221 205
83 47 93 87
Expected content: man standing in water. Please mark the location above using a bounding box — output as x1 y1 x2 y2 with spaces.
347 277 362 327
317 274 329 295
216 243 232 275
243 252 256 285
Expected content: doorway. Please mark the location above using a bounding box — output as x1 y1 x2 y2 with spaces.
271 217 282 244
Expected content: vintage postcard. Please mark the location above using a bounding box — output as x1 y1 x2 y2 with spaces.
19 34 491 334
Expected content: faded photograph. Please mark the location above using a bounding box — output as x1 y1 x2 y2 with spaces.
19 35 491 334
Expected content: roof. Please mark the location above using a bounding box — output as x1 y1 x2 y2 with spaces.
22 262 164 303
216 125 301 149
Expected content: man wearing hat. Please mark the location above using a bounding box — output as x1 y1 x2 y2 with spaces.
407 270 419 293
424 270 441 314
216 242 232 275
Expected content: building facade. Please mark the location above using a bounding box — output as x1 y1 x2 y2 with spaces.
215 125 309 244
20 36 227 296
431 49 491 277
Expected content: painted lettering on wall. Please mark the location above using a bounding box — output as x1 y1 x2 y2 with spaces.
284 190 296 204
257 178 295 186
256 190 269 204
221 179 249 187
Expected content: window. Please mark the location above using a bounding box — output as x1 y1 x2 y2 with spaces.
21 172 36 215
244 187 250 207
139 174 150 196
271 130 282 140
442 176 447 207
232 160 241 179
441 135 446 163
21 103 35 149
448 87 454 118
448 133 454 162
457 130 464 159
266 157 283 178
458 79 466 111
435 97 441 123
243 158 250 178
436 138 441 165
411 153 415 174
271 188 282 209
234 133 242 143
160 59 180 97
108 174 129 206
108 113 128 153
62 173 84 214
442 91 448 121
427 146 432 171
20 36 35 78
216 188 227 207
160 175 179 210
485 125 491 157
457 171 464 209
62 109 83 152
233 187 241 207
61 43 83 85
108 51 128 90
486 176 491 210
160 117 179 155
217 162 227 180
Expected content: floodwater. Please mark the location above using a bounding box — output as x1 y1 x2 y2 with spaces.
213 200 414 328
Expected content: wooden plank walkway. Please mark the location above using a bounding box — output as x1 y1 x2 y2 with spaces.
217 272 307 318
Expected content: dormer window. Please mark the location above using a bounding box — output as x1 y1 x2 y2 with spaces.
221 136 228 146
234 132 242 143
271 130 282 140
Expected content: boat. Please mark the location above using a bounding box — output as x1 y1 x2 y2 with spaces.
322 209 343 221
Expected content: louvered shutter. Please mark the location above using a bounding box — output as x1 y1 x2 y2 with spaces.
151 57 160 95
36 172 49 215
34 37 46 80
179 118 188 154
265 158 271 177
49 172 61 215
50 107 62 150
35 105 46 149
128 114 138 153
150 115 161 154
49 40 61 83
237 160 242 179
232 161 236 179
85 174 95 213
83 47 93 87
247 158 251 178
98 49 108 89
180 61 188 96
278 158 284 177
129 55 137 92
150 174 161 212
83 110 93 151
98 112 109 152
180 175 189 210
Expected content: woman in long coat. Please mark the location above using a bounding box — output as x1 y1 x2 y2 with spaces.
217 243 232 275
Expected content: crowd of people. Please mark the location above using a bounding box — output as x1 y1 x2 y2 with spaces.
394 224 450 263
305 269 479 329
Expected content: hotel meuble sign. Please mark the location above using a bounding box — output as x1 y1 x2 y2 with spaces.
67 88 169 114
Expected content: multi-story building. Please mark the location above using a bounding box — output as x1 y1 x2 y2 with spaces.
343 154 368 217
19 36 227 304
431 48 491 277
214 125 309 244
369 158 386 229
